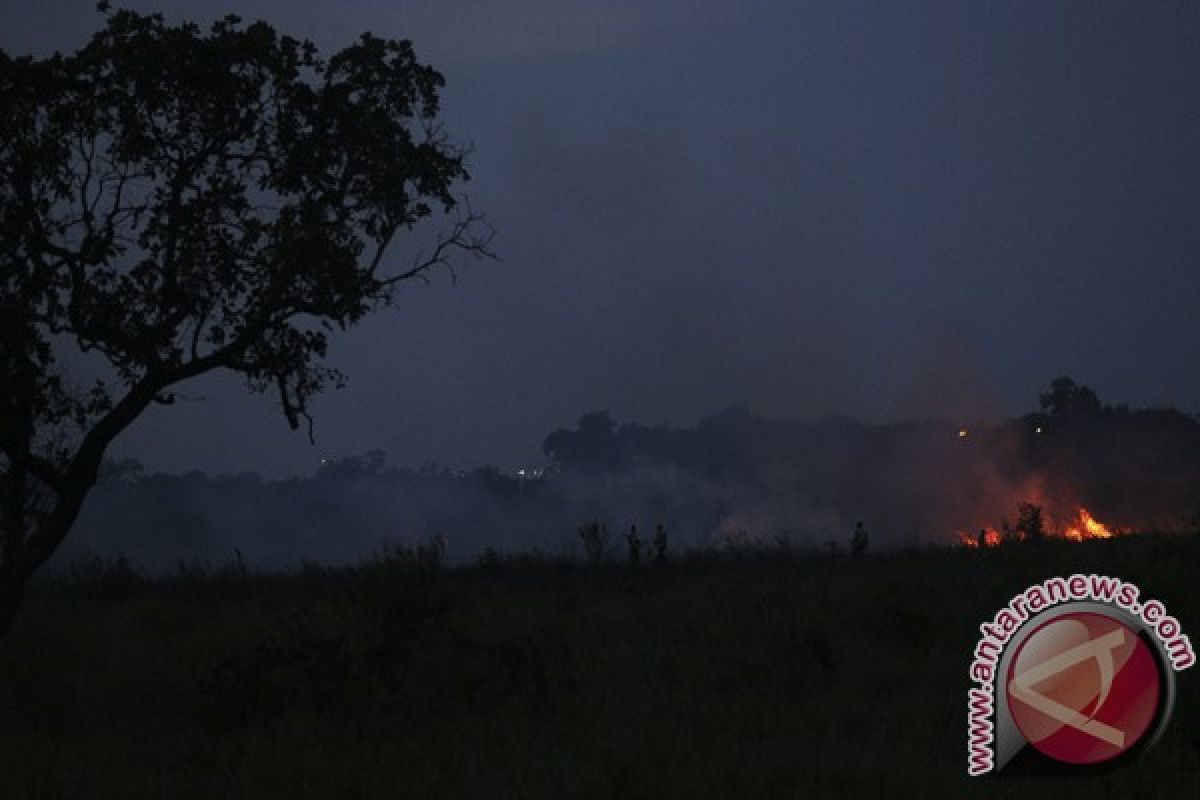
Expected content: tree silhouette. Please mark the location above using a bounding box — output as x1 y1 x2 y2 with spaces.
0 8 492 631
1015 502 1046 542
542 411 619 468
1039 377 1102 419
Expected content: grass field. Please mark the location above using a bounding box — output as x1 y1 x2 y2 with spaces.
1 534 1197 799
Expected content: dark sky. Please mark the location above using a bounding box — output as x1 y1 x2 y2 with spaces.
4 1 1199 476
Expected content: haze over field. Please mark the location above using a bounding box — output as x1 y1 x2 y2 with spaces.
51 384 1200 572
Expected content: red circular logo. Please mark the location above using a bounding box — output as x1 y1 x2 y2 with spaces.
1006 612 1161 765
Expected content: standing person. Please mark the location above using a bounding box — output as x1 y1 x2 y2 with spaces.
851 521 869 558
626 524 642 566
652 523 668 564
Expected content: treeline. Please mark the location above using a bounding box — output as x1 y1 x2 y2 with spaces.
542 377 1200 530
53 378 1200 572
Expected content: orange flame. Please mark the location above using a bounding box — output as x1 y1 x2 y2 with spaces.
1062 508 1115 541
957 507 1122 547
958 528 1002 548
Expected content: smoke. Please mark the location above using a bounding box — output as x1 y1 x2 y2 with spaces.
44 397 1200 575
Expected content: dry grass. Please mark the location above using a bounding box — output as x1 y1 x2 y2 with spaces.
1 533 1197 798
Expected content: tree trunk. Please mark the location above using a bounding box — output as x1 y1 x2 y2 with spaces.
0 488 91 638
0 575 25 638
0 379 158 637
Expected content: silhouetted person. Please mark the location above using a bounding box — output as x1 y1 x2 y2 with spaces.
626 524 641 566
977 528 987 549
652 523 668 564
851 521 868 558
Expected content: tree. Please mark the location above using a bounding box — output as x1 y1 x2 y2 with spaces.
542 411 618 467
0 8 493 632
1039 377 1102 419
1015 502 1046 542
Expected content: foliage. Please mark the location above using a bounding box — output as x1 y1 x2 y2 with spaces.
1039 376 1102 419
1015 502 1046 542
0 7 490 628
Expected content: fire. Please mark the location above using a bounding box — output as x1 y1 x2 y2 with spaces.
956 507 1122 548
1062 507 1115 541
958 528 1002 548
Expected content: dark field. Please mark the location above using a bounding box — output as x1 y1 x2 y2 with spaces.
2 535 1197 799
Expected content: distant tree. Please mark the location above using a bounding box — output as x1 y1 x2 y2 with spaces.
1016 502 1046 542
0 8 492 632
97 457 145 484
316 449 391 481
1039 377 1102 419
543 411 619 467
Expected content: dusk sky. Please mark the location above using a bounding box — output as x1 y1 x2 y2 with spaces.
3 1 1199 476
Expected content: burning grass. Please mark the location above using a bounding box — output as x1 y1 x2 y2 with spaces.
1062 507 1119 541
957 505 1124 548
